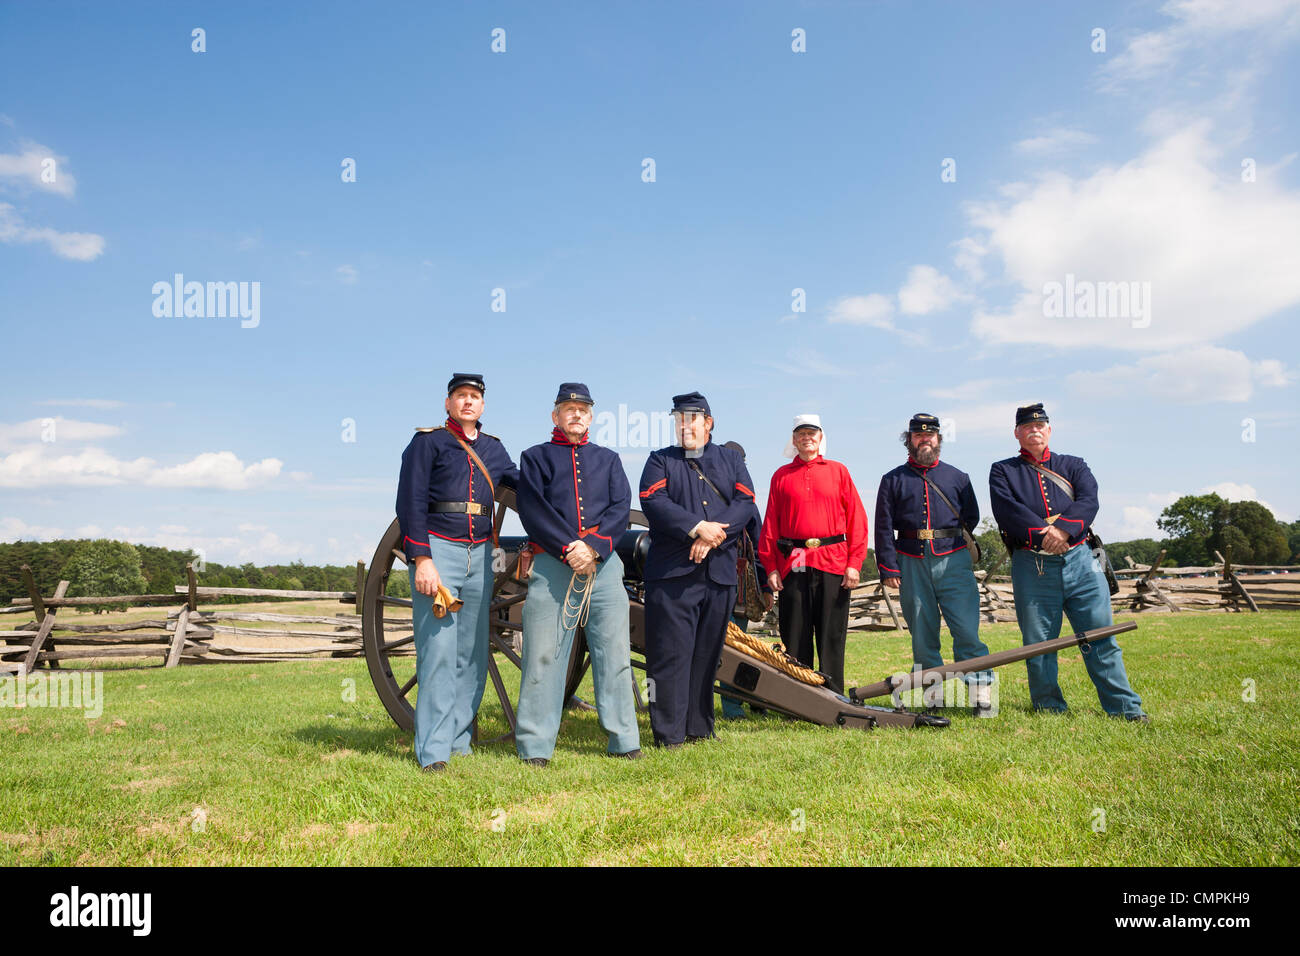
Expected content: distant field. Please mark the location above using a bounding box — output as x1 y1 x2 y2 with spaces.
3 611 1297 866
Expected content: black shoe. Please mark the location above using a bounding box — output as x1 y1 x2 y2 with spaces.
1123 713 1152 724
421 761 448 773
654 740 684 750
521 757 549 767
686 733 717 744
608 748 643 760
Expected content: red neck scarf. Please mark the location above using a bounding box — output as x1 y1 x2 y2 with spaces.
550 426 589 446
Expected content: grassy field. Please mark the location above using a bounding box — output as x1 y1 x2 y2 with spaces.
2 609 1297 866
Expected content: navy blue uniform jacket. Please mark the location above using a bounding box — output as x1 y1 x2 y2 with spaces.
517 429 630 563
989 448 1097 551
396 419 519 561
874 459 979 580
638 440 759 585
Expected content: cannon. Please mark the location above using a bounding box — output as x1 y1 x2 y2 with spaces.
360 488 1139 738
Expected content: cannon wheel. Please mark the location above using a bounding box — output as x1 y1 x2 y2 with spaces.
362 486 593 739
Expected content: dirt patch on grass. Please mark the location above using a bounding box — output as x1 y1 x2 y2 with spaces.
321 749 356 762
345 821 378 838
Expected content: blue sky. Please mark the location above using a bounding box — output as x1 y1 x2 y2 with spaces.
2 0 1298 566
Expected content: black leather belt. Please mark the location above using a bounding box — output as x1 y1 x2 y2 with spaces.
431 501 489 516
777 534 845 555
897 528 962 540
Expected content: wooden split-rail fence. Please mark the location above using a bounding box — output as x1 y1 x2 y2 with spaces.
0 562 393 671
4 549 1297 669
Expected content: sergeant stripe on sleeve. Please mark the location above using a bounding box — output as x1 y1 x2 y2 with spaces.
639 478 667 499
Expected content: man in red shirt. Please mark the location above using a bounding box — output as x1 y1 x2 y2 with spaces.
758 415 869 693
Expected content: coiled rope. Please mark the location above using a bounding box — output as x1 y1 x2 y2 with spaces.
724 621 825 686
559 570 595 635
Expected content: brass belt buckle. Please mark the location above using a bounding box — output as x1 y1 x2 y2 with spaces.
805 537 821 548
918 529 935 540
470 503 483 516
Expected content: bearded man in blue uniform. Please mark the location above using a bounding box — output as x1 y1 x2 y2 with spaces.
513 383 642 765
875 413 993 714
638 392 760 748
988 403 1148 721
396 373 519 771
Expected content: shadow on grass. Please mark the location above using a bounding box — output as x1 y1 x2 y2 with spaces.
291 723 409 757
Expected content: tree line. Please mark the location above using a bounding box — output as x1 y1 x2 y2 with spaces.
4 493 1296 609
0 539 361 612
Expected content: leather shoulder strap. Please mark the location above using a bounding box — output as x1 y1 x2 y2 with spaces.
686 457 727 502
1025 460 1074 501
454 437 498 548
912 468 962 524
912 467 981 563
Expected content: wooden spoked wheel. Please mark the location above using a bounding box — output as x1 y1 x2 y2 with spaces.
362 487 606 740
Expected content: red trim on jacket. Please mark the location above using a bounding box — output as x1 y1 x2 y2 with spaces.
571 446 583 531
640 478 667 499
734 482 754 498
429 529 490 544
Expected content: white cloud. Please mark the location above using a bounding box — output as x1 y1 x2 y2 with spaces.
336 264 359 284
1069 347 1292 403
0 202 104 261
0 417 123 452
828 293 894 328
952 237 987 283
0 446 283 489
0 140 77 196
967 122 1300 352
1101 482 1293 542
147 451 283 489
898 265 969 315
1199 481 1289 518
1014 128 1098 156
1101 0 1300 87
0 515 68 541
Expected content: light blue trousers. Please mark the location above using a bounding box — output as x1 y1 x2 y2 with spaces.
1010 543 1144 716
515 552 641 760
408 536 493 767
899 546 992 684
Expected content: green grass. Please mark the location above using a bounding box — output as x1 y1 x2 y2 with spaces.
3 612 1297 866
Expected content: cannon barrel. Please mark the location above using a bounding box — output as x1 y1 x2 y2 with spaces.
847 620 1138 702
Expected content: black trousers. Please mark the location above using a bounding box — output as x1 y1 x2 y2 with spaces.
778 568 850 694
644 567 737 745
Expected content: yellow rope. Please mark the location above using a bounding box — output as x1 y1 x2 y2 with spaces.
724 621 825 686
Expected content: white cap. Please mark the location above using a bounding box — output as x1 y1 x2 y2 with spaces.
783 414 827 458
